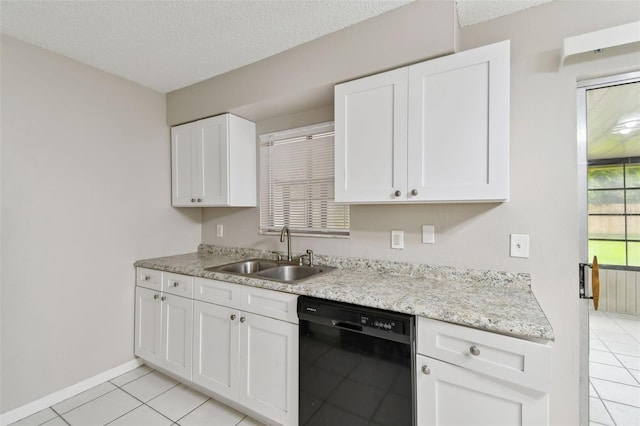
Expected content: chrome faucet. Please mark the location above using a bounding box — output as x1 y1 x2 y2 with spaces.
280 226 292 262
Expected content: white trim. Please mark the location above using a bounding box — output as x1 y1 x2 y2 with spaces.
563 21 640 64
575 72 640 426
259 121 334 143
0 358 143 426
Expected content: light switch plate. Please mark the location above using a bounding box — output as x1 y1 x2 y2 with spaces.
391 230 404 249
510 234 529 258
422 225 435 244
216 224 223 237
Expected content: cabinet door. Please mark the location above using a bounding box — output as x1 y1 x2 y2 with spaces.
238 312 298 426
408 41 509 201
335 67 408 203
192 301 240 401
160 293 193 380
171 122 197 206
134 287 162 363
197 115 229 206
416 355 548 426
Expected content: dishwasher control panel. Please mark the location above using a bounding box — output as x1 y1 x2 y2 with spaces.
298 296 409 336
360 315 404 333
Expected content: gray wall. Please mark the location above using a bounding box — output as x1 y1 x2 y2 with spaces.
166 0 459 126
192 2 640 425
0 36 201 413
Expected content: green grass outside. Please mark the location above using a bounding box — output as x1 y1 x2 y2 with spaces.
589 240 640 266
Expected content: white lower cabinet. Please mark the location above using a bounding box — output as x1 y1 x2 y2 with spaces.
192 299 298 426
136 270 298 426
134 286 193 381
415 317 551 426
134 286 162 362
238 311 298 426
192 301 239 400
416 355 548 426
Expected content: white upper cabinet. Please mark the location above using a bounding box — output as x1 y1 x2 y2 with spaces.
335 67 408 203
171 113 257 207
335 40 510 203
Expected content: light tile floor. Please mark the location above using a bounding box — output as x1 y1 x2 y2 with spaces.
10 365 266 426
589 310 640 426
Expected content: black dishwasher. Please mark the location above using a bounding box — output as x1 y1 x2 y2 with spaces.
298 296 415 426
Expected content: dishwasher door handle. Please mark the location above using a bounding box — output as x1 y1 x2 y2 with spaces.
331 320 363 332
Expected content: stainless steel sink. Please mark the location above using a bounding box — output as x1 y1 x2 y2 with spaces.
213 259 278 274
256 265 333 283
205 258 335 284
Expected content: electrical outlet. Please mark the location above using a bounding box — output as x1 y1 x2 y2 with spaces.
510 234 529 258
216 224 223 238
391 230 404 249
422 225 435 244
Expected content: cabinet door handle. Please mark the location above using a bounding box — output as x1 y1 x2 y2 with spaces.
197 198 202 202
470 346 480 356
411 189 418 196
161 296 166 302
153 294 159 300
421 365 431 375
230 314 237 320
394 190 401 197
240 316 246 323
173 281 180 287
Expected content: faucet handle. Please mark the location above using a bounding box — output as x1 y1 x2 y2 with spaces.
305 249 314 267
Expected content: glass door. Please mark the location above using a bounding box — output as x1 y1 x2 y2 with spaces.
577 72 640 425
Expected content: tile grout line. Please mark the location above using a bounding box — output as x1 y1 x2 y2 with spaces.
603 339 640 387
590 366 618 425
172 396 212 425
590 311 640 425
107 370 178 426
51 387 120 419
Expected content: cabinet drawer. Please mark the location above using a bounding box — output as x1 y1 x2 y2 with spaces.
136 268 162 291
163 272 194 298
417 317 551 392
194 278 243 309
242 286 298 324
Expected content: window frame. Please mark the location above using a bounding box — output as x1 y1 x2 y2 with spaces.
588 156 640 270
258 121 350 238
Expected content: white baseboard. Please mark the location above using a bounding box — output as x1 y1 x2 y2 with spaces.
0 358 144 426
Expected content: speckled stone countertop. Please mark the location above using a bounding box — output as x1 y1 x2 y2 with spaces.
135 245 554 342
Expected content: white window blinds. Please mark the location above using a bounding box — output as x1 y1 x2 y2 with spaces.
259 121 350 236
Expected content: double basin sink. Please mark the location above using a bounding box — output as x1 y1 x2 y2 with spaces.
205 258 335 284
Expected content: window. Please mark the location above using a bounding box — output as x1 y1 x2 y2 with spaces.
588 160 640 266
259 122 350 236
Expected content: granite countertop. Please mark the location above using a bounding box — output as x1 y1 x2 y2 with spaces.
135 245 554 342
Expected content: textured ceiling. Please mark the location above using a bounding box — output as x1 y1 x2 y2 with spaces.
588 81 640 160
455 0 553 27
0 0 554 93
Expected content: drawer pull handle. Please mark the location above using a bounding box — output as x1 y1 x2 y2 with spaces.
173 282 180 287
143 275 151 281
421 365 431 375
470 346 480 356
240 317 246 323
230 314 237 320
